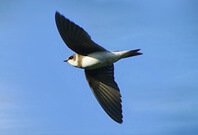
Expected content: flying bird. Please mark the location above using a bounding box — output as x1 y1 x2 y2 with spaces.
55 11 142 124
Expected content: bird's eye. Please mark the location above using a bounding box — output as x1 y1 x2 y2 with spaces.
69 56 73 59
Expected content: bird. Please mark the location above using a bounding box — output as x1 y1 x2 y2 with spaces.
55 11 142 124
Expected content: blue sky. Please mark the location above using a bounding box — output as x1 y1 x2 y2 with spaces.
0 0 198 134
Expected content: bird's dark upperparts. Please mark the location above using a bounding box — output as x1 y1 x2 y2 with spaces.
55 11 142 124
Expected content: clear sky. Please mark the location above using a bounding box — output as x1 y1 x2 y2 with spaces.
0 0 198 135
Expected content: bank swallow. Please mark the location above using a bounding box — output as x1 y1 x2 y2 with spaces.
55 11 142 123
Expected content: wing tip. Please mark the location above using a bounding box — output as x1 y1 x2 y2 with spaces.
114 117 123 124
55 11 61 18
55 11 59 15
55 11 68 22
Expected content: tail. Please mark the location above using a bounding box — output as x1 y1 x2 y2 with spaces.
121 49 142 59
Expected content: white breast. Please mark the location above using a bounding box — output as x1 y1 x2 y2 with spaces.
81 51 121 69
81 56 100 69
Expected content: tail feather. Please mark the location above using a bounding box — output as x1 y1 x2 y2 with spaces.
121 49 142 58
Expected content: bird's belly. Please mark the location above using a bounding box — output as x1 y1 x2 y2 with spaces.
81 51 120 69
81 56 107 69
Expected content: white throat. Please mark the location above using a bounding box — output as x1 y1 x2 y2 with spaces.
67 54 80 67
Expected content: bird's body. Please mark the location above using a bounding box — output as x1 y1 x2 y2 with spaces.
82 51 119 69
55 11 142 124
68 50 139 69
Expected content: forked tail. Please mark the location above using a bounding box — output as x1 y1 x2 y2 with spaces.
121 49 142 58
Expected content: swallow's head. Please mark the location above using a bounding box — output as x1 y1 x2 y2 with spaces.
64 54 79 67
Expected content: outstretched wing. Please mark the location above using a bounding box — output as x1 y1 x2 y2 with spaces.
55 12 106 55
85 64 123 123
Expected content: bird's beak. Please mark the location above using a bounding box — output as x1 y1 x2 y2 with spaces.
63 59 68 62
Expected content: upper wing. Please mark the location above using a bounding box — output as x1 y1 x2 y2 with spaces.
85 64 123 123
55 12 106 55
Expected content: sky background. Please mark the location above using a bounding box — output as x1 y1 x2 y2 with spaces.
0 0 198 135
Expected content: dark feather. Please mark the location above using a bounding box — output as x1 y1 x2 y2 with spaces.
85 64 123 123
55 12 106 55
